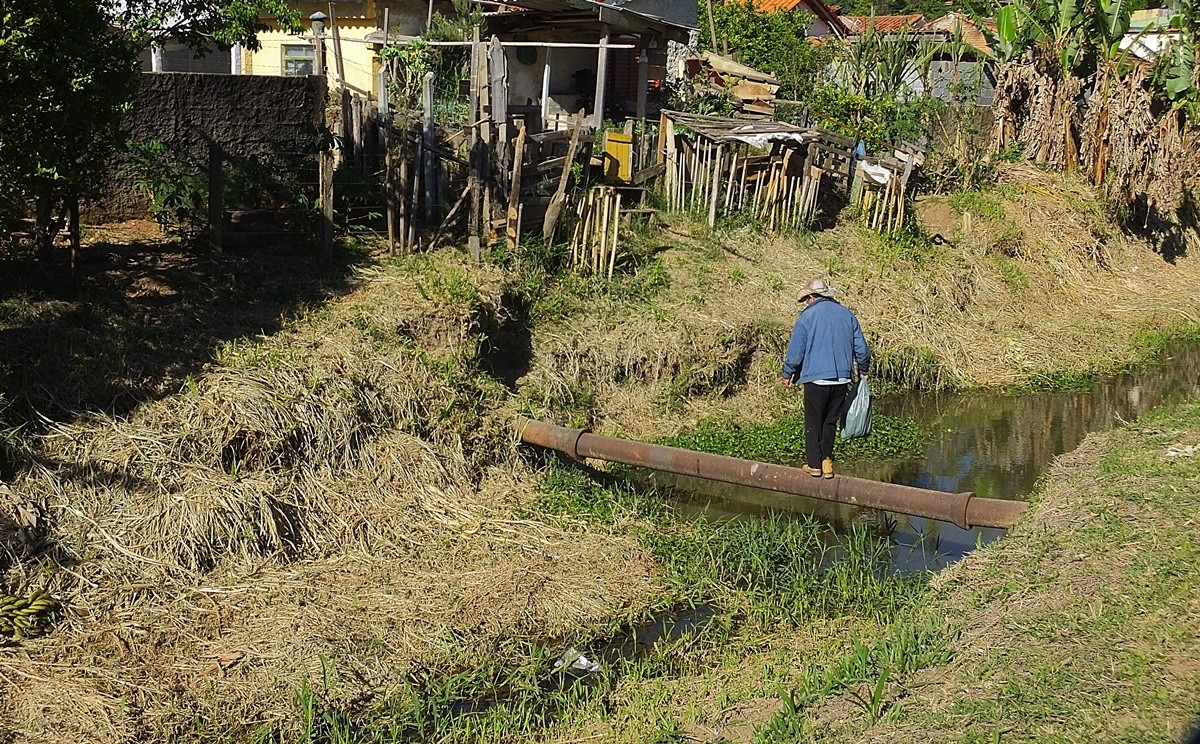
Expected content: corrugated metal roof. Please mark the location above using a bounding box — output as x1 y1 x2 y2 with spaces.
500 0 697 30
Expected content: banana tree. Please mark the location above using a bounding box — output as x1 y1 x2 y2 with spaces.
1152 0 1200 120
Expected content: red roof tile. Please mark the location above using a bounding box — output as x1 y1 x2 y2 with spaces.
750 0 849 35
751 0 804 9
922 12 993 55
843 14 926 33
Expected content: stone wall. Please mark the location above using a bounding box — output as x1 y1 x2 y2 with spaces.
92 72 326 221
128 72 325 164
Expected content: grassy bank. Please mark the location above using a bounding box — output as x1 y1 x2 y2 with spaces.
745 401 1200 742
1 161 1200 742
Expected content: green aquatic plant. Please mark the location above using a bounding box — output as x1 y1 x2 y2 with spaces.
660 412 929 464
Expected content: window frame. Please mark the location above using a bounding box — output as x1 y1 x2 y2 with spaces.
281 43 316 77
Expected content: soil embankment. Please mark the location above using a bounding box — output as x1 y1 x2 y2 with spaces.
0 165 1198 741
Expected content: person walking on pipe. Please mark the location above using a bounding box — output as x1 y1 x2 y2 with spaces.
781 279 871 479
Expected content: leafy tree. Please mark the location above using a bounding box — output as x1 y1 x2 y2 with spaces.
800 21 946 149
0 0 139 255
1151 0 1200 120
701 0 832 100
103 0 302 52
0 0 302 259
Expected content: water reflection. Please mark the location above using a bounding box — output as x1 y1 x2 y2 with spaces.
663 344 1200 572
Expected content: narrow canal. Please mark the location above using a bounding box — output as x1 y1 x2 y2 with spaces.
659 344 1200 572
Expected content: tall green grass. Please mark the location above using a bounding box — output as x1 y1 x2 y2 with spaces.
754 618 952 740
643 513 923 628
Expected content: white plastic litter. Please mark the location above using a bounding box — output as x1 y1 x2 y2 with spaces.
859 161 893 186
553 648 602 674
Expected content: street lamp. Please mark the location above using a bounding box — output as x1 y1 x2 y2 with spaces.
310 11 328 37
309 12 328 77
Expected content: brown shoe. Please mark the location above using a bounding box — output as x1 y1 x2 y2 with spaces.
801 465 822 478
822 458 835 479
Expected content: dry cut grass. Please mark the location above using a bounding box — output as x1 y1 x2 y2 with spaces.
0 254 663 742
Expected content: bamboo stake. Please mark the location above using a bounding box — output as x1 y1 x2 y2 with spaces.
608 191 622 280
738 157 749 210
596 187 610 275
725 153 739 212
574 189 593 269
707 144 724 228
664 118 677 208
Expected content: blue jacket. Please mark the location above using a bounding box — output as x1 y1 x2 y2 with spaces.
782 298 871 383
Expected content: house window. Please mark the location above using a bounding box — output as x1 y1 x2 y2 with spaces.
282 44 315 76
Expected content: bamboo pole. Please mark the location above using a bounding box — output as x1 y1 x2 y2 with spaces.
707 144 724 228
608 191 622 280
596 187 609 274
724 152 738 212
734 156 744 208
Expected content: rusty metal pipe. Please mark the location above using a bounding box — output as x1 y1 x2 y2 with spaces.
517 418 1026 530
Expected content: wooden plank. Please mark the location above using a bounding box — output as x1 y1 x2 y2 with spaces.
529 129 571 143
592 23 610 129
528 155 568 176
468 33 483 262
632 163 665 185
506 125 527 250
542 110 585 243
489 36 510 172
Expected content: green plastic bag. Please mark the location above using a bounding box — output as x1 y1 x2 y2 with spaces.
840 377 872 440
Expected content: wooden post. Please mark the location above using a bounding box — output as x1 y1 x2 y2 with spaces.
705 0 718 51
593 23 611 129
467 29 483 262
319 147 335 269
423 71 436 224
68 198 80 288
489 37 509 173
314 29 326 78
208 142 223 254
506 125 526 250
380 9 391 118
385 126 397 253
636 47 649 123
328 2 347 90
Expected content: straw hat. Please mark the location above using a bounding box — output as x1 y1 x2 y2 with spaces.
798 279 836 301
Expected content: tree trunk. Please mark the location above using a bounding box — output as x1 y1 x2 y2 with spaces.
35 195 54 260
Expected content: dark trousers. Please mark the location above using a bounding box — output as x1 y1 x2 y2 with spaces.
804 382 850 468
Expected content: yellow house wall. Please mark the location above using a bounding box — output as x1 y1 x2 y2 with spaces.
246 1 381 99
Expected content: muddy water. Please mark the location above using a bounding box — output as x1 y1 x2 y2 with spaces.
660 344 1200 572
